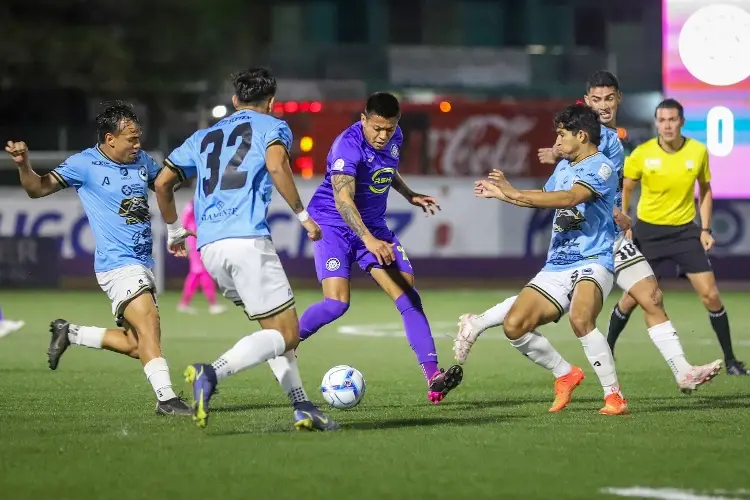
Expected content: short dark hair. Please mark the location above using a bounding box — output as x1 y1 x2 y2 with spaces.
586 70 620 93
655 98 684 119
232 67 277 105
96 101 140 143
554 103 602 146
365 92 400 119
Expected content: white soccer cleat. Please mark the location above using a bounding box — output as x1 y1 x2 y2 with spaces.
177 304 197 315
209 304 227 315
0 320 25 338
678 359 723 393
454 314 480 365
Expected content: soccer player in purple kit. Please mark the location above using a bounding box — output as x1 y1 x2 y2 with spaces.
300 92 464 404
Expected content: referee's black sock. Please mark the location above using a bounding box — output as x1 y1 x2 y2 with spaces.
708 307 735 362
607 304 632 354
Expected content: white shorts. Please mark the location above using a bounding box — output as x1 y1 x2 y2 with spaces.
201 237 295 321
526 263 614 320
613 233 654 293
96 264 157 326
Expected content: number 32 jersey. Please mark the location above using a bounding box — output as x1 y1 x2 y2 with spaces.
166 109 293 250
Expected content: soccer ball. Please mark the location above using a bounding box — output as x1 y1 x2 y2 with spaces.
320 365 366 410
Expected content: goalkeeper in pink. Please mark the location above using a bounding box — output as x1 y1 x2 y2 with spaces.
177 200 227 315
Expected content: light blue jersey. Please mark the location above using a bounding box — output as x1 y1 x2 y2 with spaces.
165 109 293 249
599 125 625 234
541 151 618 273
50 147 161 273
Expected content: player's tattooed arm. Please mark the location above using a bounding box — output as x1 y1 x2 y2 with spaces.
332 174 369 239
267 144 306 214
4 141 64 198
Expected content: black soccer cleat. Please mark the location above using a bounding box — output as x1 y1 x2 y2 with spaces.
48 319 71 370
155 396 193 416
428 365 464 404
726 359 750 376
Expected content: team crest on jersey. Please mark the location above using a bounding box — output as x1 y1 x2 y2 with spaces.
553 208 586 233
598 163 612 181
685 160 694 170
332 158 345 171
120 167 129 178
325 258 341 272
390 144 399 159
138 166 148 181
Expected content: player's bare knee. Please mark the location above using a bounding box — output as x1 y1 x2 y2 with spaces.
700 288 722 310
503 312 528 340
568 310 595 337
618 292 637 313
259 307 300 351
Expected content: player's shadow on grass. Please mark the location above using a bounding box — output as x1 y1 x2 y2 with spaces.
436 396 604 410
343 414 524 431
212 402 291 413
632 394 750 414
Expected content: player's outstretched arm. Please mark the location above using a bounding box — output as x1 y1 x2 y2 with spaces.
392 172 441 215
5 141 64 198
489 170 594 209
266 144 322 240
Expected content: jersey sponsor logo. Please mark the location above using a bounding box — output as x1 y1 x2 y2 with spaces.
332 158 345 171
138 166 148 182
325 257 341 271
118 196 151 225
553 208 586 233
390 144 400 159
369 167 395 195
598 163 612 181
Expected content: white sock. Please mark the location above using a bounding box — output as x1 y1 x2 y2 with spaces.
143 357 177 402
211 329 286 381
509 331 572 378
267 350 309 405
579 329 621 396
472 296 517 333
68 324 105 349
648 321 691 380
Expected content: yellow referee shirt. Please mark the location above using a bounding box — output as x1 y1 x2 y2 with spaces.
624 137 710 226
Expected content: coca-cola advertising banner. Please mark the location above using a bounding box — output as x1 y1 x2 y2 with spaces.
282 101 569 178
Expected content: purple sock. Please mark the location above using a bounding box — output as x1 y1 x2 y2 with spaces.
395 291 439 382
299 298 349 340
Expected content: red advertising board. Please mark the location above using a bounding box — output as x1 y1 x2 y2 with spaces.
280 100 568 178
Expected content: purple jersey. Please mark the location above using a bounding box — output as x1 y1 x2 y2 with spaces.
308 122 403 229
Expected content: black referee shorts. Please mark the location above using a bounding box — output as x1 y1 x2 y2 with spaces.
633 219 712 279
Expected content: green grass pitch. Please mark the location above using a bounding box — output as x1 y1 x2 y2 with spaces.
0 289 749 499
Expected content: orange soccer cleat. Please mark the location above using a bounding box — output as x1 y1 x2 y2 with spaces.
549 366 585 413
599 391 628 416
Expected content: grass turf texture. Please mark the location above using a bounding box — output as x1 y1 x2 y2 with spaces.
0 289 749 500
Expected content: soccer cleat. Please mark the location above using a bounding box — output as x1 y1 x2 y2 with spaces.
454 314 479 364
678 360 722 393
293 402 340 431
155 396 193 416
549 365 585 413
184 363 218 428
176 304 197 315
428 365 464 404
0 320 25 338
599 392 628 415
47 319 71 370
208 304 227 315
726 359 750 376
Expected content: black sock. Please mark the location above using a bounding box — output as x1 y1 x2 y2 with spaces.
708 307 735 362
607 305 632 353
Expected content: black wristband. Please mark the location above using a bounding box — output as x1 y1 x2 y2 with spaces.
702 228 712 234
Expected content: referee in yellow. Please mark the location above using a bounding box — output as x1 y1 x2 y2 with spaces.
607 98 748 375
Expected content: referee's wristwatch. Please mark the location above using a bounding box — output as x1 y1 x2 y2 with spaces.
702 228 713 235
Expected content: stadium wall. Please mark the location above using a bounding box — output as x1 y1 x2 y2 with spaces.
1 179 750 290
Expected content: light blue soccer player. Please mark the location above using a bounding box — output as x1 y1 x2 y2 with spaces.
473 103 628 416
155 67 338 431
5 103 192 415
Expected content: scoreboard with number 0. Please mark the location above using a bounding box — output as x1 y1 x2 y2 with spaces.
663 0 750 198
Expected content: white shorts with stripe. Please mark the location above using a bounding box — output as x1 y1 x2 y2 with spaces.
200 237 295 321
613 233 654 292
526 263 614 320
96 264 157 326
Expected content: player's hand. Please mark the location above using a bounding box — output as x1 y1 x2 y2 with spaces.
409 193 441 216
302 218 322 241
363 234 395 266
167 226 196 258
5 141 29 165
474 180 504 200
614 210 632 232
537 147 557 165
701 231 715 252
488 170 520 199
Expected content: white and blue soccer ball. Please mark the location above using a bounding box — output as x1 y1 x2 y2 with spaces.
320 365 366 410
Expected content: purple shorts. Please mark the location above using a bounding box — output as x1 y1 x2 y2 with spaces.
313 224 414 281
